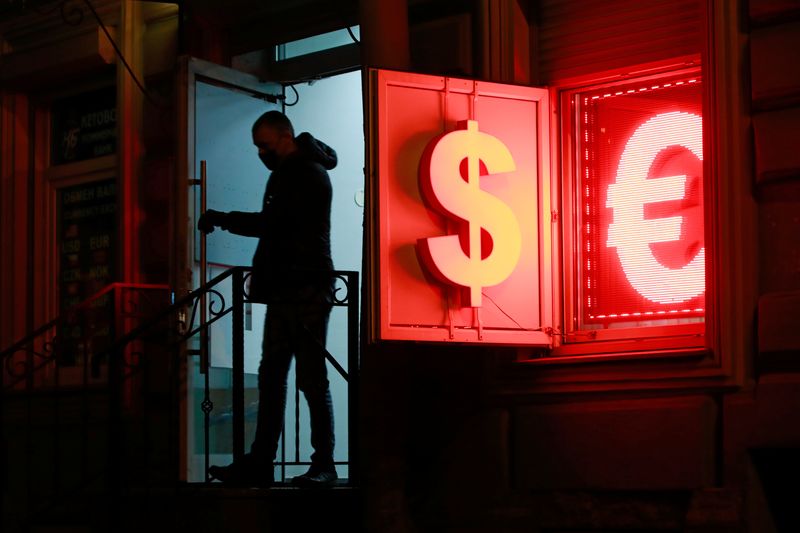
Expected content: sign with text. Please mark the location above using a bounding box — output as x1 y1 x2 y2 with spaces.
57 179 116 365
370 69 551 345
51 87 116 165
577 75 705 326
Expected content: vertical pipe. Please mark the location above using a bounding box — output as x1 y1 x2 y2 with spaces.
359 0 410 70
117 0 143 285
232 269 245 466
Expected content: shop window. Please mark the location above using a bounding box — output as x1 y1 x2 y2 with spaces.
558 66 706 353
368 65 709 357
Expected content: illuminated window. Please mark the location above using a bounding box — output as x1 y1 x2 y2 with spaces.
275 26 360 61
562 68 705 347
368 67 709 352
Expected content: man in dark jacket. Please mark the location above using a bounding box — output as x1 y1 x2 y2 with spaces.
198 110 337 487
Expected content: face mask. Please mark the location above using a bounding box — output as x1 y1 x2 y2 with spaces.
259 150 279 170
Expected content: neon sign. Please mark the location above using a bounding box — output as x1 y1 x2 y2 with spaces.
606 111 705 304
580 76 705 324
371 69 703 343
417 120 522 307
372 69 550 344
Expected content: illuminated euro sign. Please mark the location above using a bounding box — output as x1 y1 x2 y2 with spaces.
418 120 521 307
606 111 705 304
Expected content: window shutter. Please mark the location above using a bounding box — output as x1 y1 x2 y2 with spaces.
535 0 703 84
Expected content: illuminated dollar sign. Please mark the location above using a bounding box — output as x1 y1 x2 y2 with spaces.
418 120 521 307
606 111 705 304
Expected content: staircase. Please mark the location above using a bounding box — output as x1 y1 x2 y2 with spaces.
1 268 361 533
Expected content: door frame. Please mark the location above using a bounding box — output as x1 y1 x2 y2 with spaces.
174 56 286 298
174 56 286 480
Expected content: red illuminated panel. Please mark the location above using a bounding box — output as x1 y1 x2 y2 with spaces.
370 69 552 345
579 76 705 325
418 119 522 307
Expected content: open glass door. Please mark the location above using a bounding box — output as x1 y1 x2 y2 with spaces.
177 57 283 482
177 57 363 483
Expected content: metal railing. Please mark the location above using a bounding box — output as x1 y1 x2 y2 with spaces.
175 267 359 483
1 282 171 391
1 267 359 526
0 282 172 528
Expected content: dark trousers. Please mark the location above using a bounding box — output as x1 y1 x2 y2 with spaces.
250 292 335 470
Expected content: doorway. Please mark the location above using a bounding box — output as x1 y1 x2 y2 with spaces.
183 61 364 483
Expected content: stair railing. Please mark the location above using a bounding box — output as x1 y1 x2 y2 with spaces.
0 282 172 529
1 266 359 528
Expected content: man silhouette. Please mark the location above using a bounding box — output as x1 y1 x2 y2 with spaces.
198 110 337 487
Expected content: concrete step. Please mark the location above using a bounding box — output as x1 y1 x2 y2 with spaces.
162 482 362 532
28 526 93 533
20 482 362 533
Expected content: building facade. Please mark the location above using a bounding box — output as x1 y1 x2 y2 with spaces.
2 0 799 531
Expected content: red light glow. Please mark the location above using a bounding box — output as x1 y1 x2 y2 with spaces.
373 69 550 344
606 112 704 304
578 75 705 325
417 120 522 307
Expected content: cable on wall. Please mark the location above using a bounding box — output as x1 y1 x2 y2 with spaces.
83 0 160 107
283 84 300 107
346 26 360 44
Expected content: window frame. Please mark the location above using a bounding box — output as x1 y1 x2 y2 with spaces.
493 1 753 394
548 56 713 359
35 81 119 353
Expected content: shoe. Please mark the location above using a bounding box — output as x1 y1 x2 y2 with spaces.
208 454 273 487
291 465 338 488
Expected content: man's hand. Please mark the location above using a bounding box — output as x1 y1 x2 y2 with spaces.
198 209 227 234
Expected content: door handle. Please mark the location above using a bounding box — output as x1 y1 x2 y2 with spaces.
190 160 210 374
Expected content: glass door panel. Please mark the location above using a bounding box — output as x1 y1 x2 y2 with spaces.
182 59 281 482
180 58 363 483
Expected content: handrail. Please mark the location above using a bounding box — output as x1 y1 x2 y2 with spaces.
2 266 359 499
0 282 171 361
101 267 245 356
95 267 357 373
1 268 356 372
1 280 175 526
83 265 360 482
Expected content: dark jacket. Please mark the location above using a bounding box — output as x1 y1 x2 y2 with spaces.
222 132 336 303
